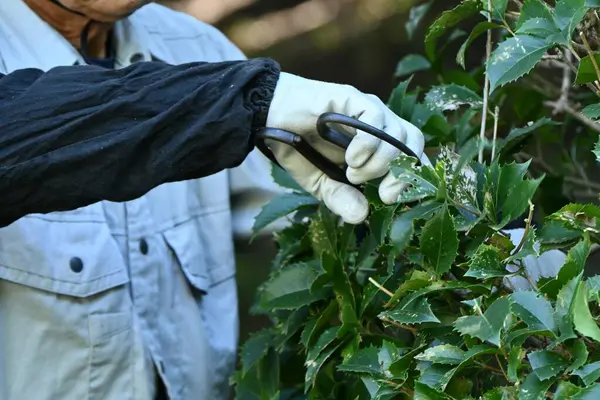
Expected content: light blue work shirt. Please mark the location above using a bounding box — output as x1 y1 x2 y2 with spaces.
0 2 285 399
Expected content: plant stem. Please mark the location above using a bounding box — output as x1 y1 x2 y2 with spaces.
479 0 493 164
512 200 534 255
491 106 499 161
495 354 509 382
368 277 394 297
474 360 504 375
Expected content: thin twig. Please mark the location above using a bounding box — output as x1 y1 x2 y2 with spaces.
491 106 499 161
495 354 509 382
479 0 493 163
543 100 600 133
379 316 418 334
474 360 505 375
368 277 394 297
552 51 572 115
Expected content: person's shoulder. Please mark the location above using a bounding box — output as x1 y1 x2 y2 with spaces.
130 4 246 61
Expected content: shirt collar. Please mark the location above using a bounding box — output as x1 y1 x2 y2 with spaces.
0 0 152 72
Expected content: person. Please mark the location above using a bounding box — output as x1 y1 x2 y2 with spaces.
0 1 429 400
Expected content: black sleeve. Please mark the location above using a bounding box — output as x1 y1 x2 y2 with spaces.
0 58 280 227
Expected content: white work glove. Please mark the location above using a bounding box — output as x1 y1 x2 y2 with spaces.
266 72 428 224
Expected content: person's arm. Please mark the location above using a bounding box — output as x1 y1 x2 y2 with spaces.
0 58 279 227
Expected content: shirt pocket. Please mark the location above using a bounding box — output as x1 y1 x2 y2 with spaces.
0 211 134 400
162 211 236 293
0 215 129 297
162 217 211 294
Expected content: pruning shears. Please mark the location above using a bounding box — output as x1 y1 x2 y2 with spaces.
254 112 421 186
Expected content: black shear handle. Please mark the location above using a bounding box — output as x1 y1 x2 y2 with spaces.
254 112 421 186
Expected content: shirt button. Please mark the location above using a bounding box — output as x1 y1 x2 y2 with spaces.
70 257 84 273
129 53 144 64
139 238 149 255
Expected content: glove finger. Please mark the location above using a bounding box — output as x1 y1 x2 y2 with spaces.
318 176 369 224
270 145 368 224
345 101 386 169
378 171 409 205
346 115 407 184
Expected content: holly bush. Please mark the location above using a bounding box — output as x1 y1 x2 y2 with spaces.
233 1 600 399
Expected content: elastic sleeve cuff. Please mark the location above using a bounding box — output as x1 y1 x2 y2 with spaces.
247 58 281 131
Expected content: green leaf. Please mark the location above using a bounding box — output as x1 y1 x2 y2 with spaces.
510 291 557 335
464 244 508 279
547 203 600 233
415 344 466 365
386 270 433 307
387 77 413 119
424 84 483 112
257 347 280 399
555 275 581 341
420 204 459 276
539 236 590 298
253 193 319 233
321 252 358 335
573 276 600 342
270 163 305 192
337 346 381 376
405 0 433 40
516 17 560 37
527 350 569 380
496 118 559 159
582 104 600 119
418 364 457 391
388 345 426 380
481 0 508 21
487 34 551 94
554 0 588 35
573 361 600 385
259 263 327 309
457 21 503 69
414 382 455 400
390 156 438 203
389 212 415 254
555 381 583 398
240 329 273 374
519 372 554 400
576 54 600 84
418 344 497 391
508 347 524 383
395 54 431 78
538 219 582 248
515 0 554 29
380 297 440 325
304 335 344 392
309 206 338 257
486 160 543 229
482 386 518 399
573 383 600 399
370 206 397 246
425 0 482 60
568 340 589 373
595 136 600 162
453 297 510 346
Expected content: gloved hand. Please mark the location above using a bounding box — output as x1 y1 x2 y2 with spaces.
266 72 428 224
